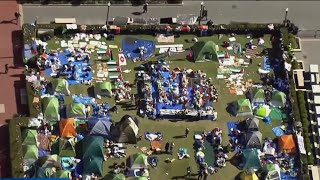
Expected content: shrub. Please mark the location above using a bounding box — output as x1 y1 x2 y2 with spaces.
288 33 298 49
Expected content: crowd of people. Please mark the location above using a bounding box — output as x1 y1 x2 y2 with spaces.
137 61 218 119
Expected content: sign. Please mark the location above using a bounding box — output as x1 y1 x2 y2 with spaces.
118 54 127 66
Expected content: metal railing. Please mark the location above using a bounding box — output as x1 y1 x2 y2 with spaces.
297 30 320 39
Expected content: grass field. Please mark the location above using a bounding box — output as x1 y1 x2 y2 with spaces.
45 34 282 180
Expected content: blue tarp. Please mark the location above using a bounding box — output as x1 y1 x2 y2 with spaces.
264 56 272 71
45 52 92 85
72 95 95 105
272 126 285 137
122 37 155 61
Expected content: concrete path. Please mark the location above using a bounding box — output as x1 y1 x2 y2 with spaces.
22 1 320 30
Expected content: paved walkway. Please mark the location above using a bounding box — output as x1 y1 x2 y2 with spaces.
0 1 28 177
22 1 320 30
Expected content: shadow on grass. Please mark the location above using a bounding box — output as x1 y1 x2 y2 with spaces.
171 175 198 180
230 153 242 170
87 86 95 97
116 101 136 111
173 135 186 139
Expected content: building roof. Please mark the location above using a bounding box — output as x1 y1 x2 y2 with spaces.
315 96 320 104
312 85 320 94
310 64 319 73
316 106 320 115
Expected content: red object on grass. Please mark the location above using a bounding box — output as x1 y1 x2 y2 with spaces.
118 74 123 79
106 49 111 55
181 26 190 32
116 27 121 34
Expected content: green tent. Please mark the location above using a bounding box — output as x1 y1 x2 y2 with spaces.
255 105 271 118
52 78 70 95
42 96 60 121
95 81 113 98
133 177 148 180
129 153 148 169
112 173 126 180
242 149 262 170
83 157 103 176
67 102 86 118
31 166 52 178
262 163 281 180
23 145 38 159
83 135 104 159
36 155 61 168
58 138 76 157
52 170 71 178
234 99 253 117
270 91 286 107
192 41 218 62
21 129 38 145
250 88 265 105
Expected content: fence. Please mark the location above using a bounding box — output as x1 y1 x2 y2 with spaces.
297 30 320 39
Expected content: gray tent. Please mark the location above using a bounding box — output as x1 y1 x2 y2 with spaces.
243 131 262 149
111 115 140 144
88 117 112 137
245 117 259 131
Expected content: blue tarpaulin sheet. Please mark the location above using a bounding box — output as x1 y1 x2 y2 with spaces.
72 95 95 105
122 37 155 61
264 56 272 70
272 126 285 137
45 52 92 85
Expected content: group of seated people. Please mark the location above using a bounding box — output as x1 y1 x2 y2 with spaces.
104 140 127 160
114 79 132 103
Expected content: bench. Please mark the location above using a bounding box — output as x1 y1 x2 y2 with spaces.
54 18 76 24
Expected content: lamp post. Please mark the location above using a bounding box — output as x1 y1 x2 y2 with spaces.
199 1 204 25
106 1 111 26
284 8 289 26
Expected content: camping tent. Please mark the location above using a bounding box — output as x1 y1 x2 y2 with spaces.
243 131 262 149
36 155 61 168
112 173 126 180
83 157 103 176
279 135 296 153
95 81 113 98
67 102 86 118
192 41 218 62
31 166 52 178
255 105 271 118
59 118 77 138
242 149 262 170
270 91 287 107
42 96 60 121
83 135 104 159
129 153 148 169
250 88 266 105
88 117 112 137
23 145 38 159
52 78 70 95
245 118 259 131
111 115 140 144
240 171 259 180
262 164 281 180
58 138 76 157
233 99 253 117
22 129 38 145
52 170 71 178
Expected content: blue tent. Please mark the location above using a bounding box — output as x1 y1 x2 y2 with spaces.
88 117 112 137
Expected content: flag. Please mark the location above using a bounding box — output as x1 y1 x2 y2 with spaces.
118 54 127 66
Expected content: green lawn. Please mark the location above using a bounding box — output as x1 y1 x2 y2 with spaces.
45 34 282 180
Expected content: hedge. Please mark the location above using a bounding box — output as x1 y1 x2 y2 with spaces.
9 117 29 178
297 90 314 165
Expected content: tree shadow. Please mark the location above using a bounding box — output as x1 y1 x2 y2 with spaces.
14 74 29 116
12 30 24 68
0 124 11 177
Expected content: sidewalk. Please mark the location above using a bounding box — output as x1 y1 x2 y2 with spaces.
22 1 320 30
0 1 27 176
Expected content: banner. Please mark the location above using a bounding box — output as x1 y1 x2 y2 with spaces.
118 54 127 66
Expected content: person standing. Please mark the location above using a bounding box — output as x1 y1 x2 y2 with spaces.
143 3 148 13
5 64 9 74
249 58 253 64
185 128 190 138
186 166 192 177
14 11 21 25
197 169 203 180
